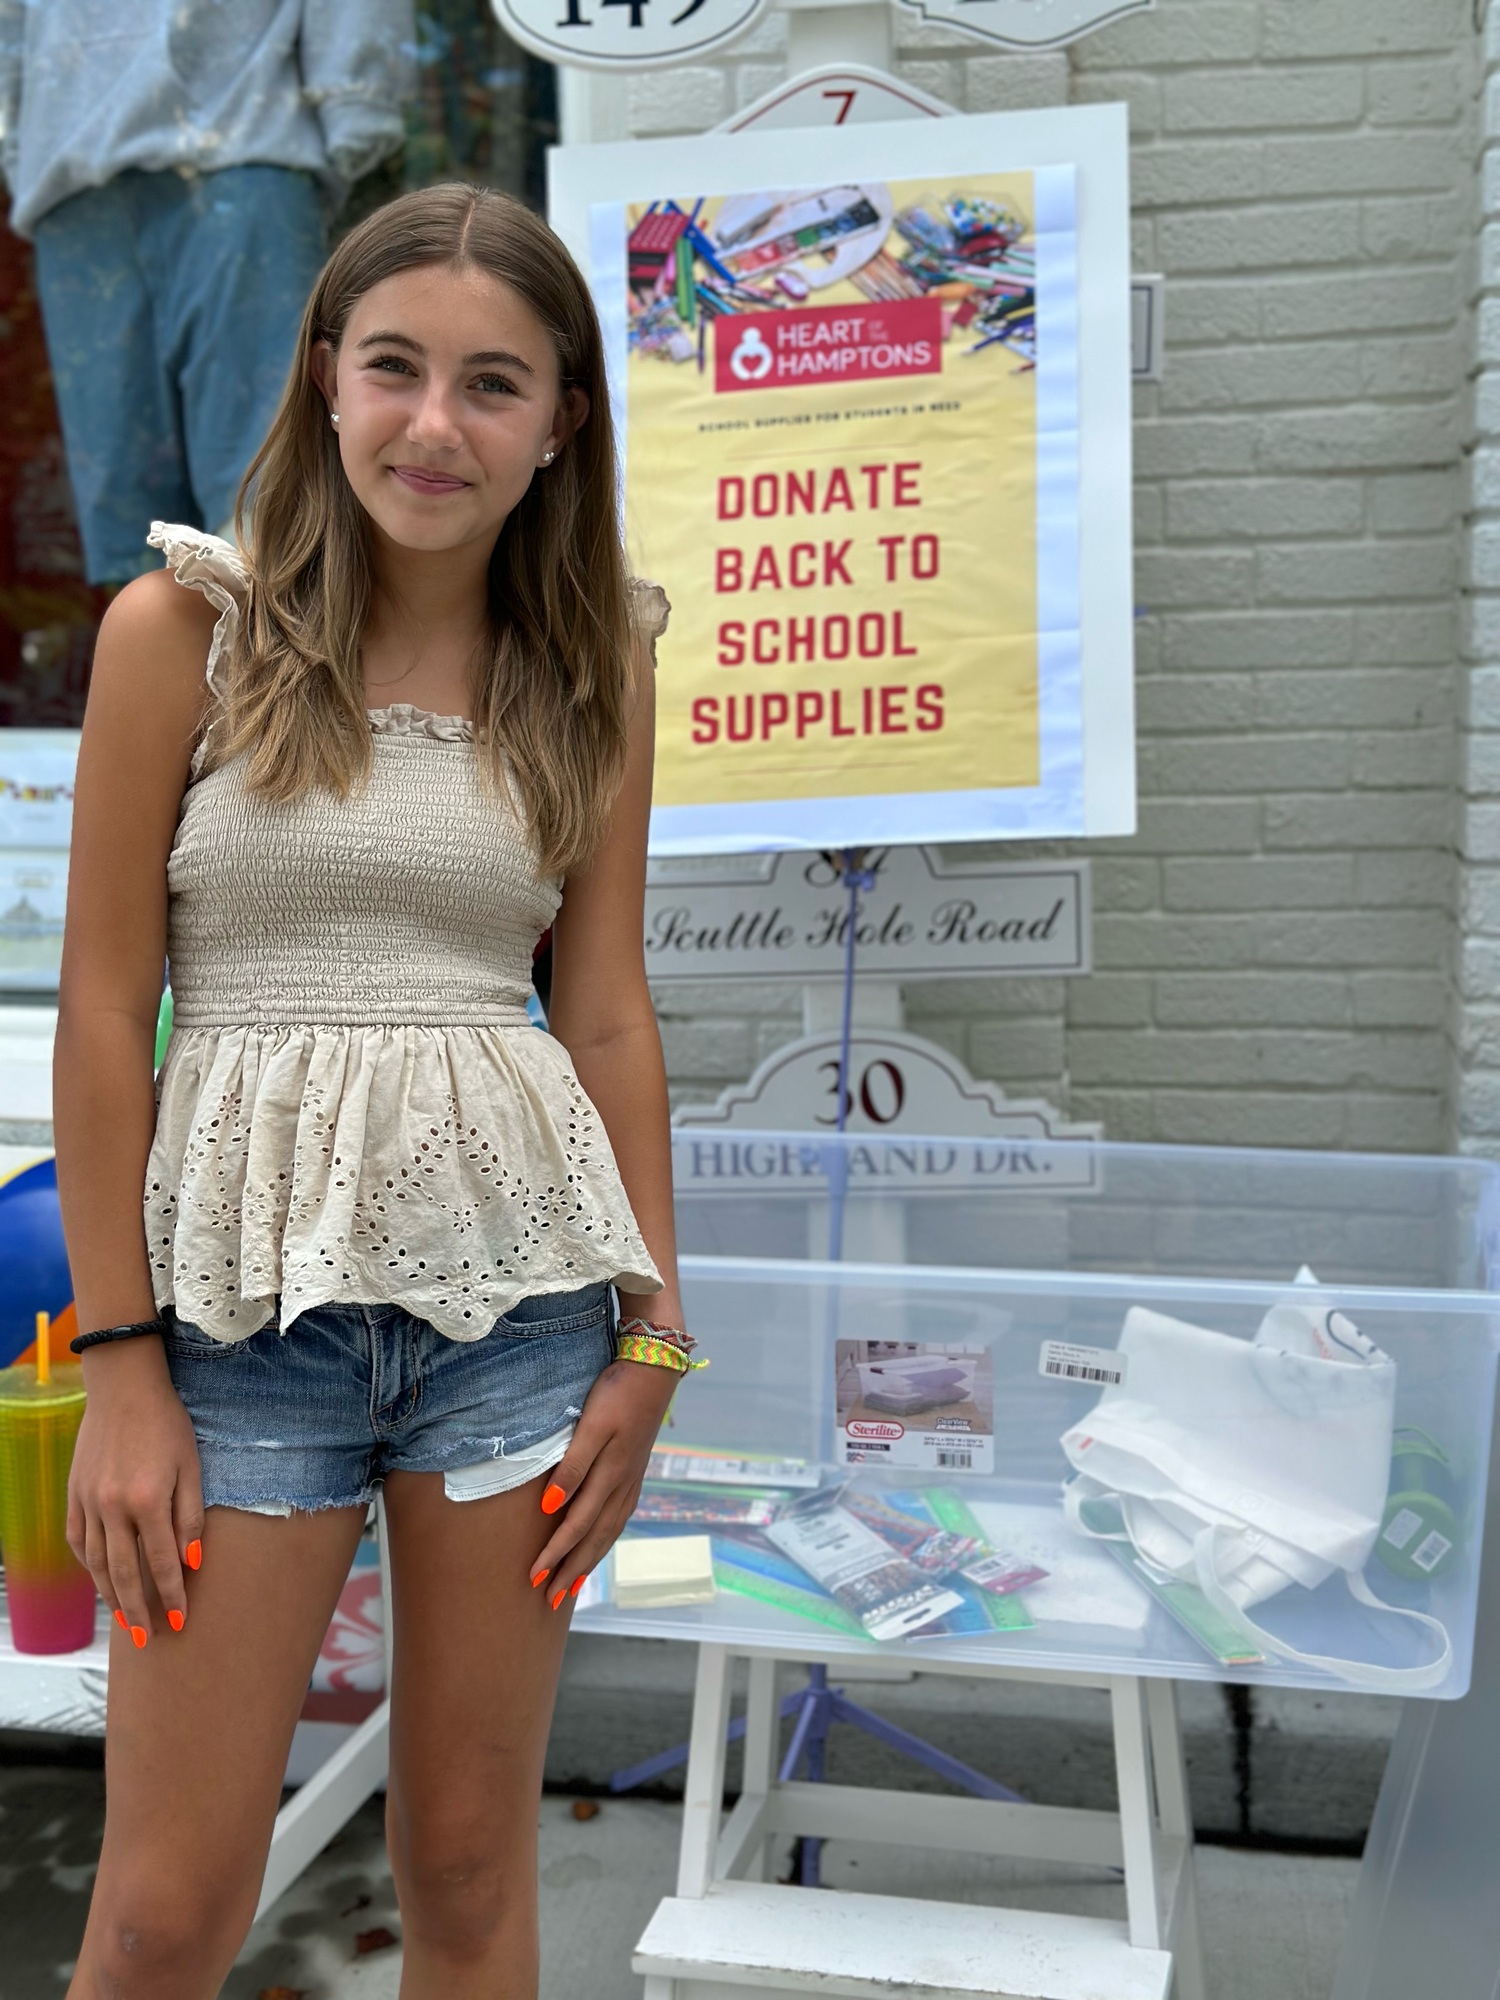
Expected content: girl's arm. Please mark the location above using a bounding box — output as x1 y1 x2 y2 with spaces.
531 645 684 1601
55 569 215 1642
547 646 681 1331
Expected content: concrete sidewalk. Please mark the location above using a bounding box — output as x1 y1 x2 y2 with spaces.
3 1629 1386 1995
225 1793 1357 2000
0 1756 1358 2000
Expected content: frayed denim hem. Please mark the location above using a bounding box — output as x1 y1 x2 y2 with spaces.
204 1490 375 1519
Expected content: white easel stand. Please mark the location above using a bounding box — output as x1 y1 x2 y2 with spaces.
634 1642 1206 2000
558 0 900 144
782 0 892 71
557 15 1198 1988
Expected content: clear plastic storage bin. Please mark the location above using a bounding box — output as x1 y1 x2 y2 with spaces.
578 1134 1500 1698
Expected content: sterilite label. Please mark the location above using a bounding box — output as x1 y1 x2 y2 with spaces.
836 1340 994 1474
715 299 943 394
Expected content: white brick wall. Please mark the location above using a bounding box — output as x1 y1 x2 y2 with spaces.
603 0 1481 1152
1454 0 1500 1152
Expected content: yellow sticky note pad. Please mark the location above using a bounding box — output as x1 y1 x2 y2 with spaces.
612 1534 717 1609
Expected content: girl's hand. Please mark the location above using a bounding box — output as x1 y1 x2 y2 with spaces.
66 1340 205 1645
530 1358 680 1607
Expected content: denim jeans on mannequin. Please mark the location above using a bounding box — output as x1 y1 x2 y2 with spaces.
32 163 327 584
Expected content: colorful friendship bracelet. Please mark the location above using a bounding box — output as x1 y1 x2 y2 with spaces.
617 1316 699 1354
615 1332 708 1374
616 1318 708 1374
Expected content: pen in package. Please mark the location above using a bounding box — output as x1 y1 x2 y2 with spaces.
766 1490 963 1642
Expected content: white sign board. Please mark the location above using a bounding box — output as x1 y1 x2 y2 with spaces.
646 847 1089 983
892 0 1153 51
673 1122 1098 1195
720 63 958 132
551 103 1136 851
674 1026 1098 1165
491 0 767 69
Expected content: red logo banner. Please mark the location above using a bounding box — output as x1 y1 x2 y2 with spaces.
714 298 943 394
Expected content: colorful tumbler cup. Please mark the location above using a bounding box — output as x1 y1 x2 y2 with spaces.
0 1361 95 1653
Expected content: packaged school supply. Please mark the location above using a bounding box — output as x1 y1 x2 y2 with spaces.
766 1490 963 1641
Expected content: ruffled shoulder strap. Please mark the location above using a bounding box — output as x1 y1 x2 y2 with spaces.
629 578 670 662
146 521 249 699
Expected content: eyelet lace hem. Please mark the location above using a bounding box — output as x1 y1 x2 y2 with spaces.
147 1023 664 1346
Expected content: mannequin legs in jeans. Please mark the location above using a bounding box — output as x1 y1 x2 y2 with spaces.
32 164 326 585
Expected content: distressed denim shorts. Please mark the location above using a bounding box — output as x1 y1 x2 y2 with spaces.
163 1284 615 1516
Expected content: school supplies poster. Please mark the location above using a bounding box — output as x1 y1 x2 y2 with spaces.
552 106 1136 851
609 165 1083 849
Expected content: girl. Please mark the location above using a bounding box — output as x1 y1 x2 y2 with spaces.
54 182 692 1999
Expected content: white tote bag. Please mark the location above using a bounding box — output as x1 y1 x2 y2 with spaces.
1060 1297 1452 1691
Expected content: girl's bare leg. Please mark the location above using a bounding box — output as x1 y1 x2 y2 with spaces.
67 1503 367 2000
380 1468 576 2000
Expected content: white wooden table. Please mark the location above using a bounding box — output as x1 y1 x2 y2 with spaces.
630 1634 1204 2000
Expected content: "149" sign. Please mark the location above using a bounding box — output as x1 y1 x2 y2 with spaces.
491 0 767 68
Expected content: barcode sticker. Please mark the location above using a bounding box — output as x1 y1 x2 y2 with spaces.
1039 1340 1126 1388
936 1449 973 1469
1382 1507 1423 1552
1411 1530 1453 1574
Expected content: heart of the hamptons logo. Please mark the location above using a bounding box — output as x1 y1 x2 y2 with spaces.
714 298 943 394
890 0 1154 52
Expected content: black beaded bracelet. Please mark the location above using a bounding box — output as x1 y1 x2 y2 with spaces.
69 1318 169 1356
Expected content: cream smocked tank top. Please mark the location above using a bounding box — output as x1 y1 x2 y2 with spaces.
143 523 666 1344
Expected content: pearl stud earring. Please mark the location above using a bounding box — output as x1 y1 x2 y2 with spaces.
540 448 555 465
330 412 341 428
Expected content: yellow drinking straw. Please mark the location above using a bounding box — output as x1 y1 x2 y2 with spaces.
34 1309 50 1386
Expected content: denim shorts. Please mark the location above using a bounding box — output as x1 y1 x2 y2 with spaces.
163 1284 615 1515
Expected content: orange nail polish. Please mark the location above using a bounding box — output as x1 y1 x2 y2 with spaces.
185 1539 202 1571
114 1608 128 1629
541 1484 566 1516
167 1608 185 1633
531 1569 550 1589
551 1588 566 1610
130 1625 148 1649
570 1575 585 1596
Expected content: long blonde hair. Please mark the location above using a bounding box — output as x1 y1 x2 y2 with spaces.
215 183 635 878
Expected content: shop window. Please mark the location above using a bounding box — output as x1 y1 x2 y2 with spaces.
0 4 557 732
